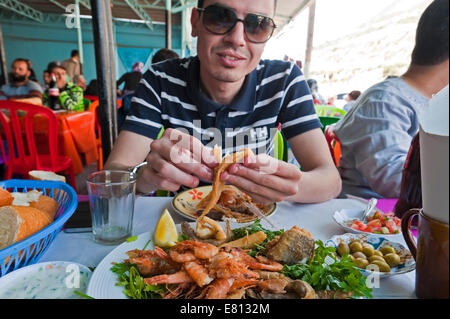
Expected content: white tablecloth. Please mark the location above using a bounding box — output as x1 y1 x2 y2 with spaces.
40 197 416 299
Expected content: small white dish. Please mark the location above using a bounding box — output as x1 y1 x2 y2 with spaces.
333 208 402 238
325 233 415 278
0 261 92 299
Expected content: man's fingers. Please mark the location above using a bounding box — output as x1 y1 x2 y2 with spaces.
151 137 214 181
223 173 290 203
243 154 301 179
224 165 299 197
162 128 217 167
147 152 200 189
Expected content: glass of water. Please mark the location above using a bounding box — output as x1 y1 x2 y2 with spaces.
86 170 137 245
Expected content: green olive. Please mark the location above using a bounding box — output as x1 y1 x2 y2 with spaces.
373 250 384 257
369 255 386 263
337 242 350 256
362 243 375 257
379 246 396 256
354 258 369 269
349 241 363 253
370 260 391 272
384 253 401 267
352 252 367 260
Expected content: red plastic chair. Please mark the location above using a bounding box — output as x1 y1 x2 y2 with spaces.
325 124 341 167
0 101 76 190
88 99 123 170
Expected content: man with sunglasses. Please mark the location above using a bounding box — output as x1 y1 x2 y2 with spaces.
106 0 342 204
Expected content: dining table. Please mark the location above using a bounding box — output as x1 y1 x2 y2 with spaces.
39 196 417 299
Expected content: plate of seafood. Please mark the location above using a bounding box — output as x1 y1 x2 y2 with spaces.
325 233 415 278
172 185 277 223
172 147 277 223
87 218 373 299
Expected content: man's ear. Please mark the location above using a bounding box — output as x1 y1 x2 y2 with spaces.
191 7 199 37
26 70 31 78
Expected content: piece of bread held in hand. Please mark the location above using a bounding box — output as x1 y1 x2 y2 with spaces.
0 188 13 207
0 206 52 250
11 190 59 220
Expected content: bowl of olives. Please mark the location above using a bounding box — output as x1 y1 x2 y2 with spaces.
325 233 416 278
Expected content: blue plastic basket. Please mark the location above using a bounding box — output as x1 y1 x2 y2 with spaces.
0 179 78 277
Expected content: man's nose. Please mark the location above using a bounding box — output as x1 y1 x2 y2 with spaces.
223 20 246 48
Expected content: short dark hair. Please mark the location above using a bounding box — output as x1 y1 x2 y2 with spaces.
411 0 449 66
71 50 79 58
12 58 30 70
152 48 180 64
349 90 361 101
198 0 277 11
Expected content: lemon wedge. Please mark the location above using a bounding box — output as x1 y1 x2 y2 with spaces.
153 209 178 248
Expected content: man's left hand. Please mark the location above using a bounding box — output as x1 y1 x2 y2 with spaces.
221 154 302 204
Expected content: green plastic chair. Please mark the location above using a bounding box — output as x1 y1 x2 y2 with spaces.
315 105 346 117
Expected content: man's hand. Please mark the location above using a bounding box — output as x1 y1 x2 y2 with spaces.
140 128 218 192
221 153 302 204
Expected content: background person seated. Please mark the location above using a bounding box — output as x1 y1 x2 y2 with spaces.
334 0 449 199
0 58 43 101
343 90 361 112
42 62 84 112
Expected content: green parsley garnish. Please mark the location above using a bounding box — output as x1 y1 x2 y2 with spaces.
282 240 372 299
110 262 166 299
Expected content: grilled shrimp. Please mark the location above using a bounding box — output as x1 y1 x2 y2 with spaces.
184 260 214 287
144 270 194 285
169 240 219 263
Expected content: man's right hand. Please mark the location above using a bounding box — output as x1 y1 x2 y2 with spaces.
139 128 218 192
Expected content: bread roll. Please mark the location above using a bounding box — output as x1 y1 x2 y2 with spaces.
0 188 13 207
28 171 66 182
28 170 66 199
0 206 52 250
11 190 58 220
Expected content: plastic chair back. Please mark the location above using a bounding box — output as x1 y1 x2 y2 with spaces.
315 105 346 117
325 124 341 167
0 101 60 173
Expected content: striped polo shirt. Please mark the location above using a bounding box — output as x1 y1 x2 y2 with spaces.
122 56 321 156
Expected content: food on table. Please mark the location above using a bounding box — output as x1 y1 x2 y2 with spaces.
0 205 52 250
193 185 274 222
336 239 402 273
0 187 13 206
181 221 231 247
219 231 267 250
153 209 179 248
28 170 66 183
264 226 315 265
348 210 401 235
11 190 58 219
193 148 273 224
0 262 90 299
111 221 373 299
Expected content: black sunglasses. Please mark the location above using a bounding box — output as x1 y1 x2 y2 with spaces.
196 4 277 44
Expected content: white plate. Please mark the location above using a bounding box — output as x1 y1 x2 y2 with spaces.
87 221 252 299
333 208 402 238
325 233 415 278
171 185 277 223
87 232 155 299
0 261 92 299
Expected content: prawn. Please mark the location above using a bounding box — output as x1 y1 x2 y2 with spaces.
196 216 227 240
125 247 180 276
204 278 235 299
144 270 193 285
184 260 214 287
226 247 283 272
169 241 219 263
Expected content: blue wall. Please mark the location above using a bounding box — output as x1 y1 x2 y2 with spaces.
0 11 184 86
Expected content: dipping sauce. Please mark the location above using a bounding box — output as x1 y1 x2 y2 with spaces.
0 262 91 299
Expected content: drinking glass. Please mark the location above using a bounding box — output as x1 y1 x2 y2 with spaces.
86 170 136 245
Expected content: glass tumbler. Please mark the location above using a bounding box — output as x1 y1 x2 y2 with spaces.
86 170 137 245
